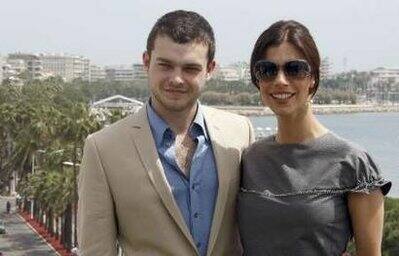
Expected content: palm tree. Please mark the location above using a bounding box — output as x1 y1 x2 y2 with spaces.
57 103 101 247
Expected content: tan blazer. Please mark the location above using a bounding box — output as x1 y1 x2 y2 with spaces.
78 105 254 256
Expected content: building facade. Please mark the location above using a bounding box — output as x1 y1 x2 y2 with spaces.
320 57 332 80
105 65 134 82
89 64 106 82
213 62 251 83
214 66 240 81
371 67 399 84
2 59 26 82
7 53 43 81
132 64 147 80
39 53 90 82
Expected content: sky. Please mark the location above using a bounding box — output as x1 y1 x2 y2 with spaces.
1 0 398 73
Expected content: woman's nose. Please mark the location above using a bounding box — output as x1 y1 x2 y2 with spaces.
273 69 289 86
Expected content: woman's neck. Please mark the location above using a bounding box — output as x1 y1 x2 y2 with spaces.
275 107 328 144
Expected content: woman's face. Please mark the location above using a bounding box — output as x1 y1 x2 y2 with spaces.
258 41 314 118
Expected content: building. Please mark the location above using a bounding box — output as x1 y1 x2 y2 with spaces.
39 53 90 82
370 67 399 103
371 67 399 84
91 95 144 124
7 53 43 81
2 58 26 82
82 58 91 82
213 62 251 83
132 64 147 80
92 94 143 110
320 57 332 80
105 65 134 82
214 65 240 81
89 64 106 82
234 62 251 83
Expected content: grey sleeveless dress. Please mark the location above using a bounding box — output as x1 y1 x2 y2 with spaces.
238 132 391 256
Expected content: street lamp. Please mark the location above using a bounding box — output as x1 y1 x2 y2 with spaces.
62 161 80 248
30 149 46 219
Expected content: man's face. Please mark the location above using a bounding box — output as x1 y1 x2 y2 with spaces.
143 35 215 114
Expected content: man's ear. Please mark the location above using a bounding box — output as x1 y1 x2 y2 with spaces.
142 51 150 71
206 60 216 80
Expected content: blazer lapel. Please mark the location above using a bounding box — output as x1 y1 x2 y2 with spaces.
203 108 233 256
127 106 199 254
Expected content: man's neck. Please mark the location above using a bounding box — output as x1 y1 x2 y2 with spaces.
151 99 198 135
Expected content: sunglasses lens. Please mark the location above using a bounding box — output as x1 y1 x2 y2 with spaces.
255 61 278 81
285 60 311 78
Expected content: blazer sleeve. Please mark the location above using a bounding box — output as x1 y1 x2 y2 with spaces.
246 117 255 145
78 135 118 255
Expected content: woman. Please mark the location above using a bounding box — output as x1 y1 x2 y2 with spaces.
238 20 391 256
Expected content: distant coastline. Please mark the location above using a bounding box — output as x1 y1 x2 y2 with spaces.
213 104 399 116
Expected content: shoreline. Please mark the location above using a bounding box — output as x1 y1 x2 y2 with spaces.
212 104 399 116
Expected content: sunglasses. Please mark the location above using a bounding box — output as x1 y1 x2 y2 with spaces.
254 59 312 82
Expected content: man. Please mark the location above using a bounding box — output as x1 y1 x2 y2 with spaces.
78 10 254 256
6 201 11 214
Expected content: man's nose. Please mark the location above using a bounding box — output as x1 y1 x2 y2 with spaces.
169 68 184 85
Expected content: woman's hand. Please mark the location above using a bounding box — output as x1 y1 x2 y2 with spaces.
348 189 384 256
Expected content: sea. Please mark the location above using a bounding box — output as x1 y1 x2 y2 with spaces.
249 112 399 197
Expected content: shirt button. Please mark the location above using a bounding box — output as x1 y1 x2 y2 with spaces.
191 183 197 190
196 242 201 248
194 212 199 218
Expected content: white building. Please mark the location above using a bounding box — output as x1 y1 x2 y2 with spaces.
132 64 147 80
371 67 399 84
239 67 251 84
105 65 134 82
2 59 26 81
92 94 143 110
91 95 144 119
39 53 90 82
6 53 43 81
89 64 106 82
82 58 91 82
213 62 251 83
320 57 332 79
214 66 240 81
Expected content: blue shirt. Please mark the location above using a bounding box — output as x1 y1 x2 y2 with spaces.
147 102 218 256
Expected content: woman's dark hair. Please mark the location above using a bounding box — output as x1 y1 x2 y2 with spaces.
250 20 320 96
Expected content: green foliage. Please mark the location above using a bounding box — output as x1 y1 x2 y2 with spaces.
314 88 358 104
383 197 399 255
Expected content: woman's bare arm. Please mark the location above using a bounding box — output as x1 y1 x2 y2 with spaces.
348 189 384 256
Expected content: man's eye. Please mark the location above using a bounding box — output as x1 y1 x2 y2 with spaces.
185 67 201 73
158 63 172 69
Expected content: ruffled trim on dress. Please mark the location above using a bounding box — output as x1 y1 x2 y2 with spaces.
349 177 391 195
241 177 392 197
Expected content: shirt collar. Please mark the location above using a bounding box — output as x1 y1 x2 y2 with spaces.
191 104 209 141
146 99 209 148
147 101 170 148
